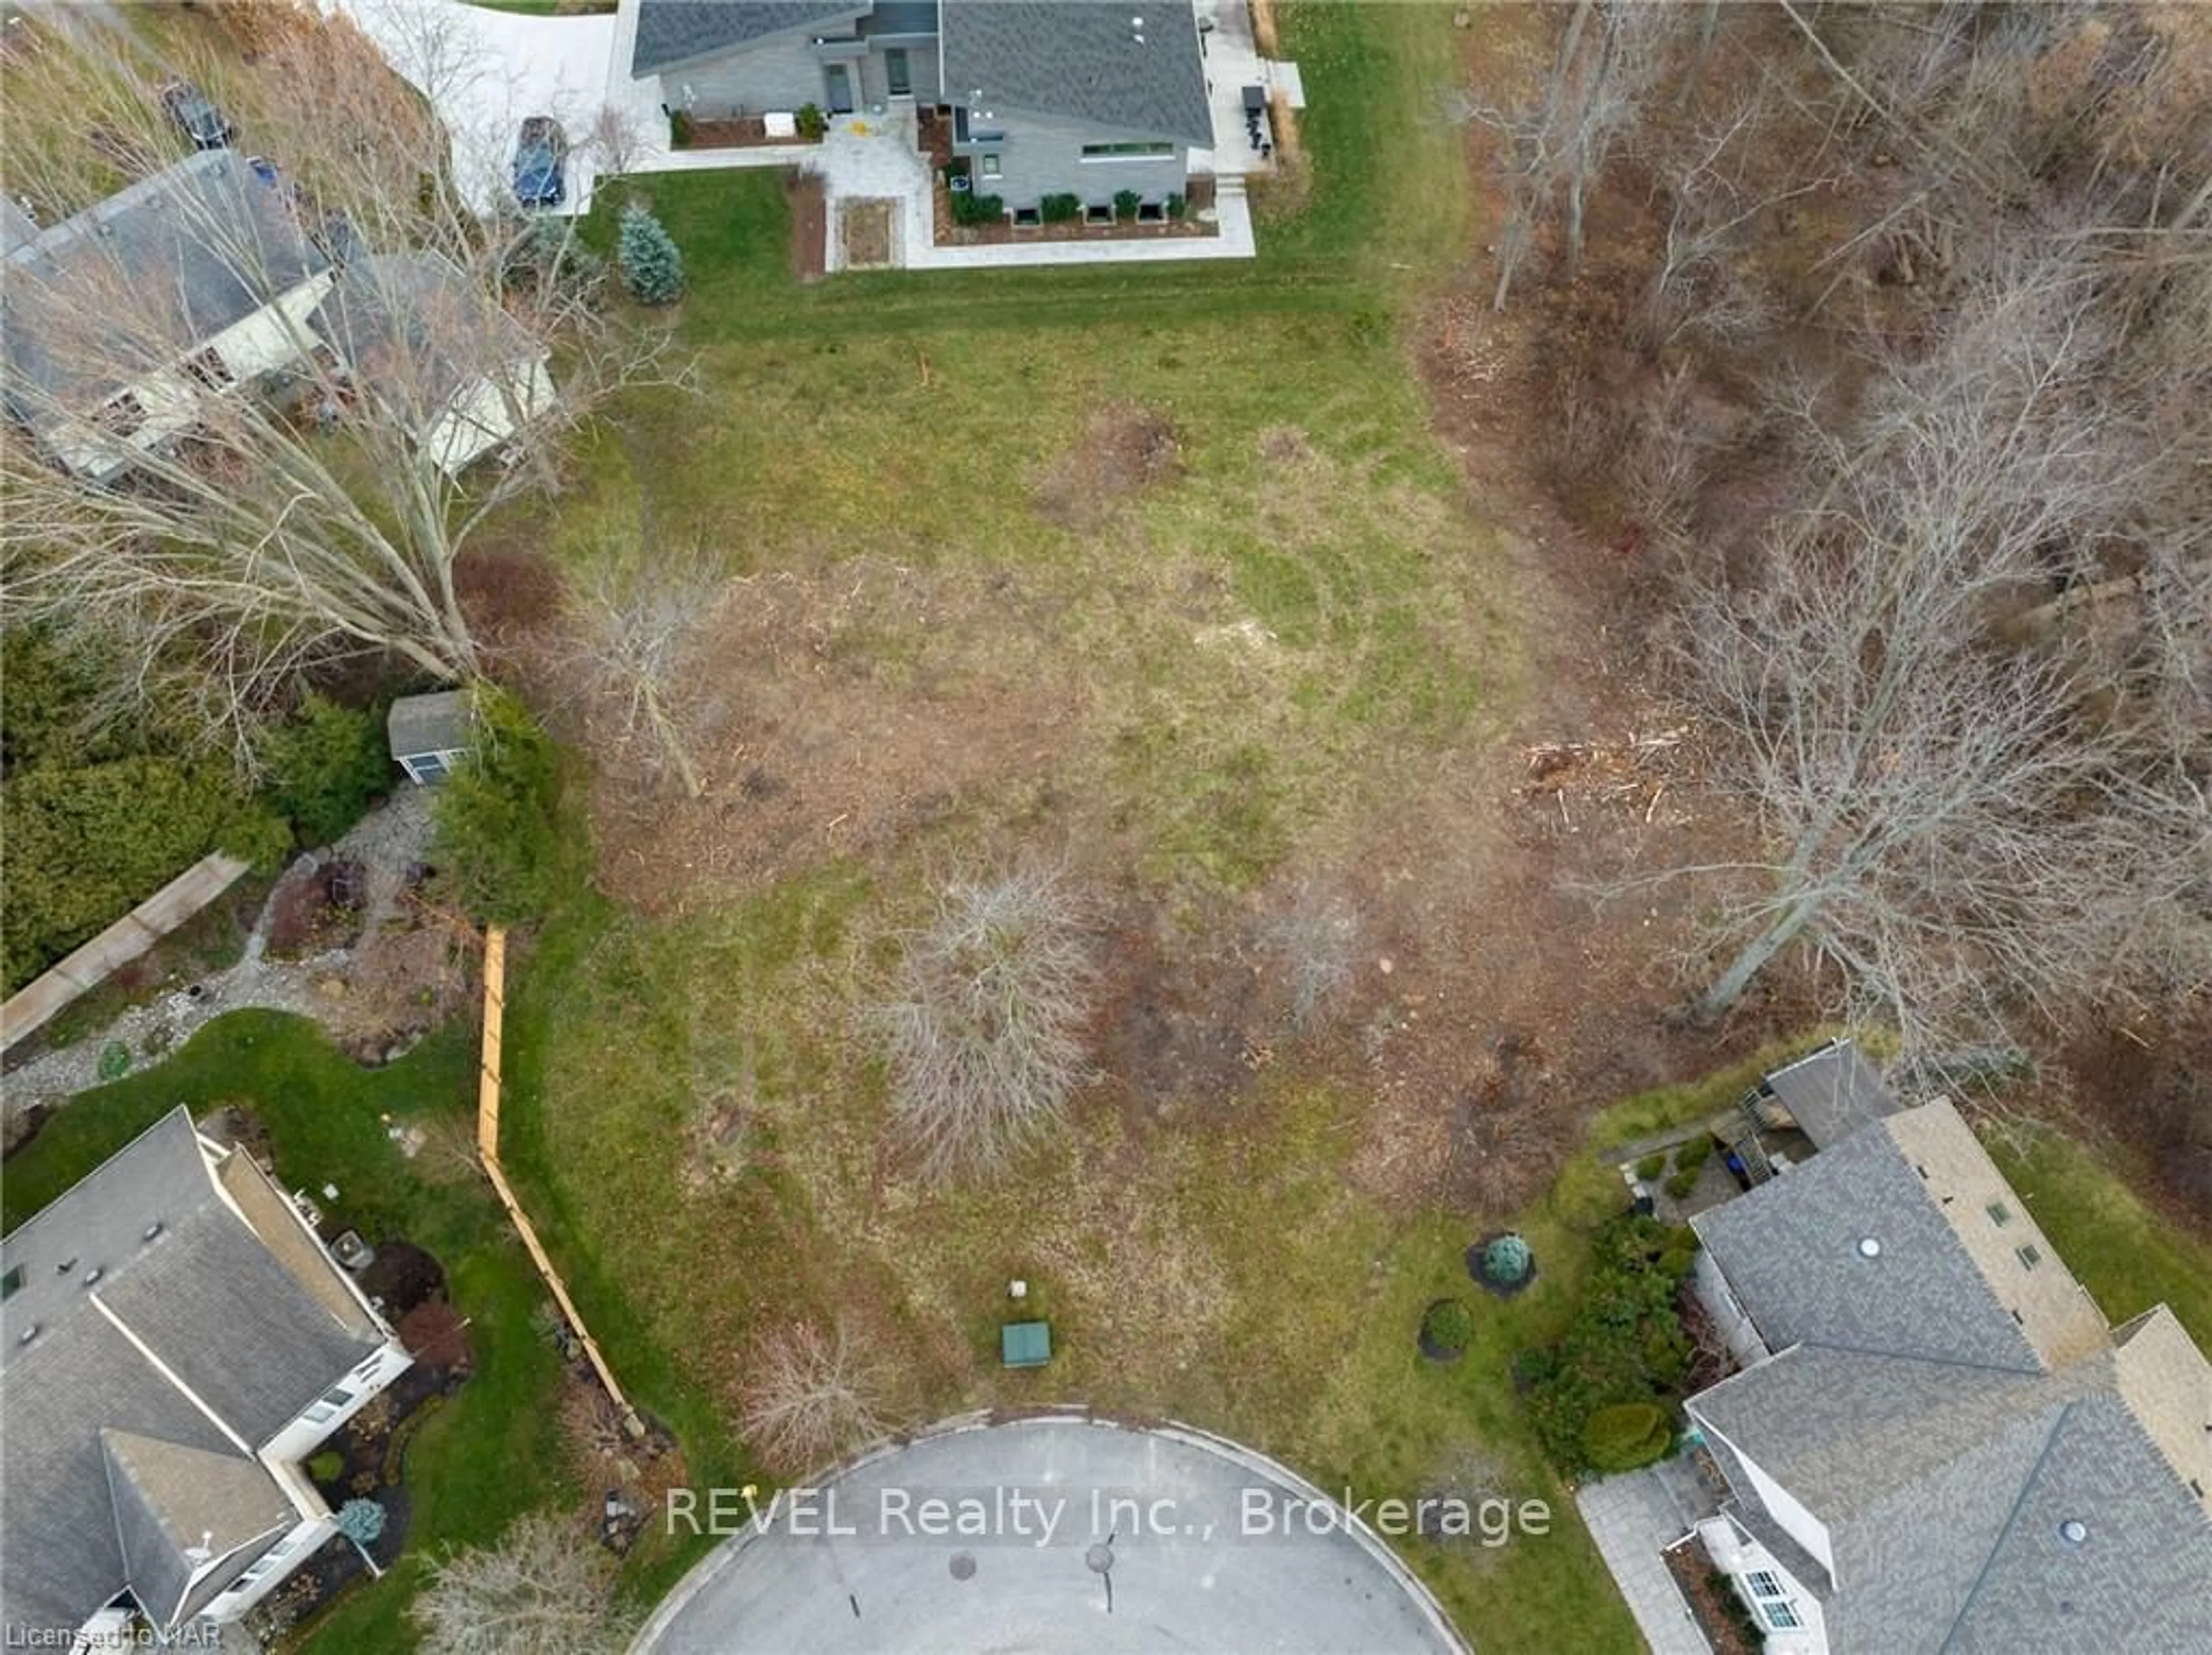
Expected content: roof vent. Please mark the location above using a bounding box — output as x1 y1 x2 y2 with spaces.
2058 1519 2088 1546
16 1324 38 1346
143 1221 164 1243
56 1257 76 1275
1857 1237 1882 1259
82 1266 103 1287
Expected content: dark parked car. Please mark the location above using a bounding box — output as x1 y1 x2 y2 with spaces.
161 80 230 149
512 116 566 210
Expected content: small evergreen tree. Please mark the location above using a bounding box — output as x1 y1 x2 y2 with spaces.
259 692 391 847
336 1498 388 1548
618 203 685 305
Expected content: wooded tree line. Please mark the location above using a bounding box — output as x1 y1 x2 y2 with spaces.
1480 0 2211 1055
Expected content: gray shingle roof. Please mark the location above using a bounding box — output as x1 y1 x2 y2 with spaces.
1933 1391 2212 1653
1692 1111 2040 1372
0 1310 240 1635
311 251 544 421
1699 1354 2212 1653
0 1107 387 1634
387 689 474 762
1688 1097 2212 1652
1 150 328 429
632 1 869 75
0 1109 217 1361
941 1 1213 145
96 1199 381 1445
1759 1038 1901 1150
102 1431 291 1629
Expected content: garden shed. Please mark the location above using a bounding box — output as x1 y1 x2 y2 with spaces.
386 691 472 785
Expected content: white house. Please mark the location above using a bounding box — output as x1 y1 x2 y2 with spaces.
1679 1046 2212 1652
310 251 557 476
0 1109 414 1645
3 159 556 484
0 150 334 481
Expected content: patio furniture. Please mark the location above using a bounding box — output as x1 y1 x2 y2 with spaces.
1001 1320 1052 1368
1241 84 1266 115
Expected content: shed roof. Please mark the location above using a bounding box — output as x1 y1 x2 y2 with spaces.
387 690 473 760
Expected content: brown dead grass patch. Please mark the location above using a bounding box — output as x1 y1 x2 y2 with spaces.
584 562 1084 916
1032 403 1183 529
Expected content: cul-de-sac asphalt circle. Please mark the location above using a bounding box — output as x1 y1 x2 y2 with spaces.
632 1412 1469 1653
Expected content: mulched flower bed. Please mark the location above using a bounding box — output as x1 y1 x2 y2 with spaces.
932 173 1219 247
790 173 828 282
244 1243 474 1643
1466 1233 1540 1300
674 115 821 150
1664 1543 1767 1655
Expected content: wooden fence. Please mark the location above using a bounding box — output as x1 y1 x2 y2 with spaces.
475 926 645 1434
0 853 251 1054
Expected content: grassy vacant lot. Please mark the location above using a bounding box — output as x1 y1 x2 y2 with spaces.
0 1013 571 1653
488 3 1703 1647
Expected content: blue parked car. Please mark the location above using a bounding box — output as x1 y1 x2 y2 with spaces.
512 116 566 210
161 80 232 150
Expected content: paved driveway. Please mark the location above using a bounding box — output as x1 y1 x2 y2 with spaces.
634 1414 1467 1655
336 0 669 217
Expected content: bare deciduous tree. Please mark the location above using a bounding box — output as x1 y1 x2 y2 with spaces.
1640 262 2209 1047
1475 0 1673 309
868 866 1099 1180
570 548 725 798
738 1321 895 1478
1256 884 1359 1033
411 1511 632 1655
1 9 679 761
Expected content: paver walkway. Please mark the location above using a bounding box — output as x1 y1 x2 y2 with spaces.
1577 1467 1717 1655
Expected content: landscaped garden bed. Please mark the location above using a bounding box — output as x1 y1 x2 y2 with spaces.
670 109 824 150
930 160 1216 247
1664 1544 1766 1655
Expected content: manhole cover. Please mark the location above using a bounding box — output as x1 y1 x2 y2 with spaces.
1085 1544 1114 1574
948 1553 976 1581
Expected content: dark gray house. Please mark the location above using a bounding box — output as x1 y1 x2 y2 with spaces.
630 0 1214 215
1681 1071 2212 1652
0 1110 414 1645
